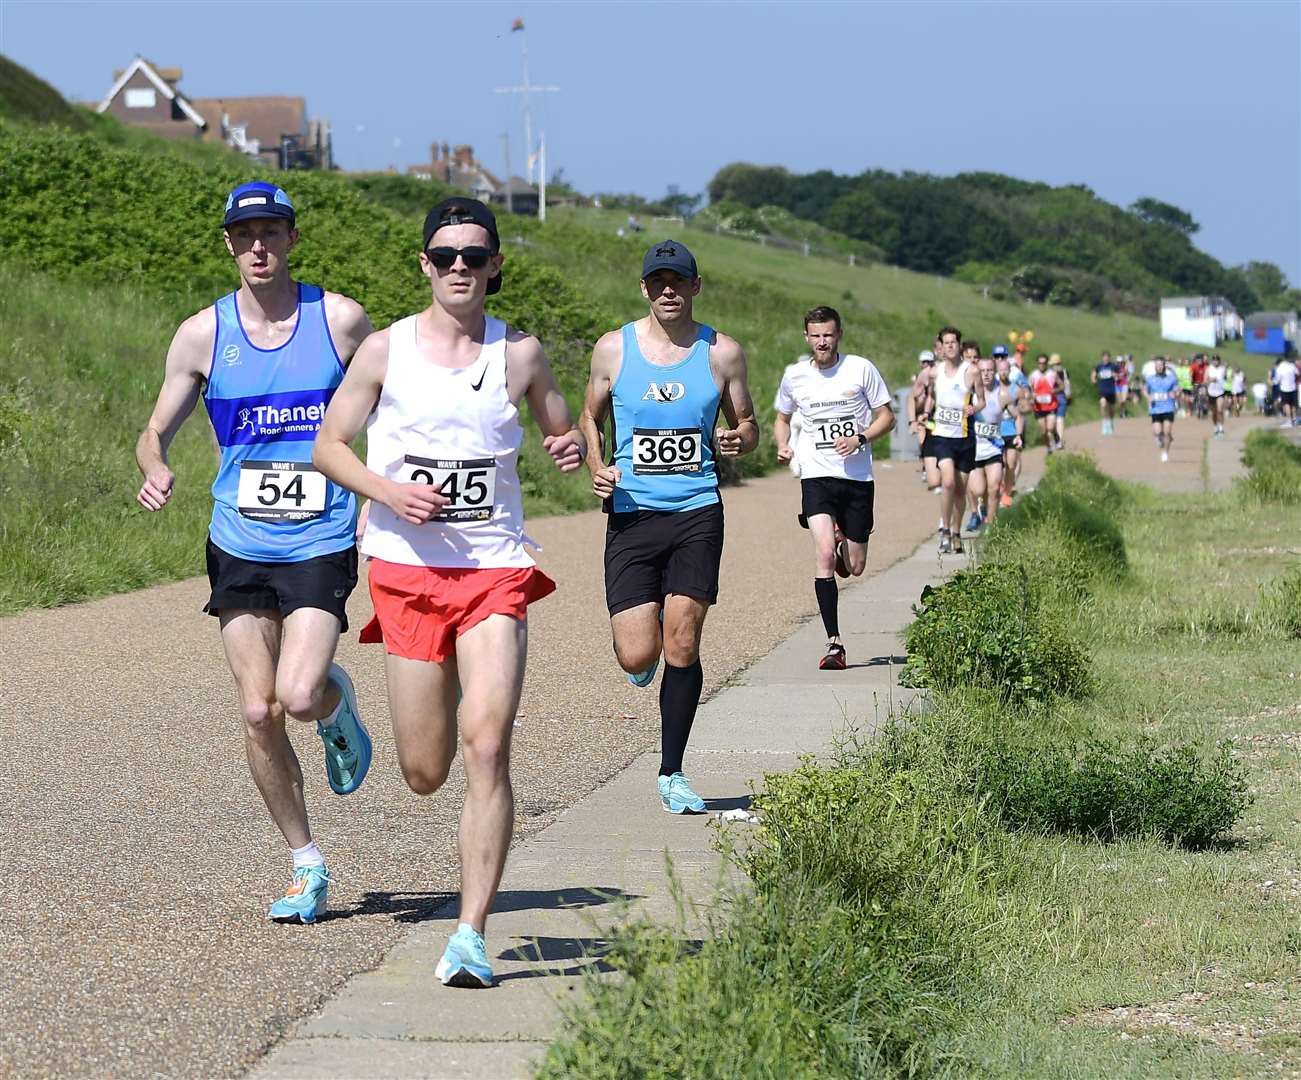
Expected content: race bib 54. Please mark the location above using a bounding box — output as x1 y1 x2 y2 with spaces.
237 460 327 522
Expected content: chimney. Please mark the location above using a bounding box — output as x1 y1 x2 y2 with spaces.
454 144 473 166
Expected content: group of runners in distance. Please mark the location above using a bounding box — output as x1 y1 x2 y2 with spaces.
134 179 1281 991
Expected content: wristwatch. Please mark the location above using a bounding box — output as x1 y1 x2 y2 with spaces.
856 433 868 448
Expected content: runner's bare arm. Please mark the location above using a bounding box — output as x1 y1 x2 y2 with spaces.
506 331 586 473
323 293 375 365
135 309 214 511
967 365 986 414
713 333 759 458
313 330 448 525
862 402 895 445
581 331 622 498
774 411 794 463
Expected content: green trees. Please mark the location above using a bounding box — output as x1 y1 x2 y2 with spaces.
708 162 1261 314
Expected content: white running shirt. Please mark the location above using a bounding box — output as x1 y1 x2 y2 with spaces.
932 360 972 438
1276 360 1298 393
1206 362 1226 397
361 315 534 569
775 353 891 481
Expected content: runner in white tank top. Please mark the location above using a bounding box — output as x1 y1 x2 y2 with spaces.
913 326 983 553
314 198 584 990
362 313 532 569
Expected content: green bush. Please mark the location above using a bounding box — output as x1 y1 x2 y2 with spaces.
1239 430 1301 505
542 758 1016 1079
985 486 1126 579
0 126 612 378
976 736 1250 850
900 562 1093 703
1261 562 1301 637
1242 429 1301 470
1038 451 1130 511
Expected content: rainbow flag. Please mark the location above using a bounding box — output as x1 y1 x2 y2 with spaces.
511 18 524 31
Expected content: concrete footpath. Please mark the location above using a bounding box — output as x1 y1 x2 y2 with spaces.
248 414 1266 1080
248 544 942 1080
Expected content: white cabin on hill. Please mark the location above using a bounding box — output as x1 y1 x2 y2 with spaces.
1159 296 1242 349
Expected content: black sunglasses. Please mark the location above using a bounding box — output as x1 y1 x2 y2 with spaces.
424 245 493 270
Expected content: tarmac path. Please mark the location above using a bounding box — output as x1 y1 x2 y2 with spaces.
1 407 1259 1079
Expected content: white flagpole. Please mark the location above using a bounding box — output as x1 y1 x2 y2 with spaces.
538 131 546 222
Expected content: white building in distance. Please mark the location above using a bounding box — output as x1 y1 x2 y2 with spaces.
1159 296 1242 349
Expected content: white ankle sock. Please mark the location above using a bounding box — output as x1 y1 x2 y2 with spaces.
291 841 325 869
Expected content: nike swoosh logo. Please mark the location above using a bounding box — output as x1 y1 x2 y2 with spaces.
471 369 487 391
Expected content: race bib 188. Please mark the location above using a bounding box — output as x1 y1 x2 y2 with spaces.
813 416 856 449
632 428 702 474
399 455 497 522
237 460 327 522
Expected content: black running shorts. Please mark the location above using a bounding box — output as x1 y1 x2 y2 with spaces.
930 434 976 473
1281 389 1299 408
604 502 724 616
1150 410 1175 425
920 430 935 459
799 477 874 544
204 538 358 629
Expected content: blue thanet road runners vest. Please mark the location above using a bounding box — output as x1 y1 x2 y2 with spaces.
204 283 355 562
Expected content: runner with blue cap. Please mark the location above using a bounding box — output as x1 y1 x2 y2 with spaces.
135 181 376 925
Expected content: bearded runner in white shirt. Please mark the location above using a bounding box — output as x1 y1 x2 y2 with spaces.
774 306 894 671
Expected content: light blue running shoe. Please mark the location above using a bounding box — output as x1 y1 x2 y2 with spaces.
627 655 660 688
435 924 494 988
317 663 372 796
267 864 331 924
657 771 706 814
627 609 663 687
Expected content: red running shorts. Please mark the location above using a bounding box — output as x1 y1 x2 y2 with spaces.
360 560 556 662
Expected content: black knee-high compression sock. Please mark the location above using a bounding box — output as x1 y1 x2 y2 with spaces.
659 659 704 776
814 576 839 638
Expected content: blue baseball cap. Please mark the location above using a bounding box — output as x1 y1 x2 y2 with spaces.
223 181 295 228
991 345 1009 358
641 239 698 280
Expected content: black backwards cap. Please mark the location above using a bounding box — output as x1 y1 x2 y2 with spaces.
423 197 502 295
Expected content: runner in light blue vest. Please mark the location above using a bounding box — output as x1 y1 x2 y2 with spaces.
135 181 375 924
581 239 759 815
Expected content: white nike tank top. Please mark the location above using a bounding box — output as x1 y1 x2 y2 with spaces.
932 360 971 438
360 314 533 569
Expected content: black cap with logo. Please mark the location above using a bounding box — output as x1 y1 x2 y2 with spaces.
641 239 698 281
423 197 502 295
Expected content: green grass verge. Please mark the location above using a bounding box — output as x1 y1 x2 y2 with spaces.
538 456 1301 1078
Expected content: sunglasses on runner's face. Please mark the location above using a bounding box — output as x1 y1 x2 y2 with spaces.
424 246 493 270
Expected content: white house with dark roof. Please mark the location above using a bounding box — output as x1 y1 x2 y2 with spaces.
95 57 331 170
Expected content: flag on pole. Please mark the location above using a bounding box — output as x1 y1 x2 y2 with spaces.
511 18 524 31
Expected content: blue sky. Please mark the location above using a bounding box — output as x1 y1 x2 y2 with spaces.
3 0 1298 283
